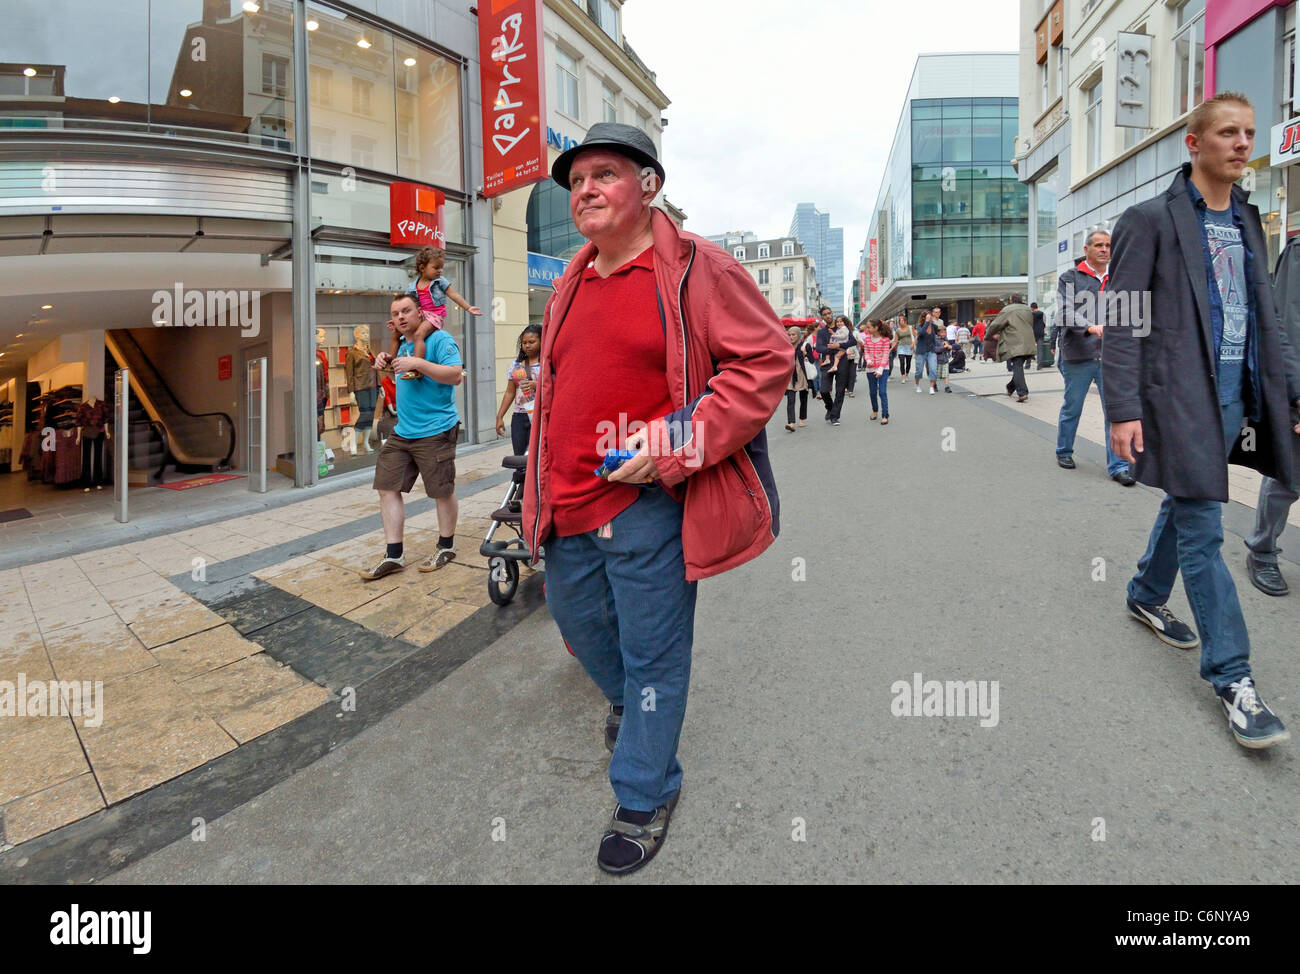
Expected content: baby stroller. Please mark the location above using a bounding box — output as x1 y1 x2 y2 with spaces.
480 453 531 605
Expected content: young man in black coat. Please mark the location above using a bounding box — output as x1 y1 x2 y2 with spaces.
1104 92 1300 749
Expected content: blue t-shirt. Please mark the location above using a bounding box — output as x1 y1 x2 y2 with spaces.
1204 206 1247 405
394 331 460 438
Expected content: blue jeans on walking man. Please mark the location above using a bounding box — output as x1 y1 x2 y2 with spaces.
544 487 698 811
1127 399 1252 692
1057 358 1128 476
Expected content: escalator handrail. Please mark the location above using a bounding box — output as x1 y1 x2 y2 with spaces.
106 330 236 466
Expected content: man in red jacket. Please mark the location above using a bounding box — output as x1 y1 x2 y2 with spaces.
524 123 789 875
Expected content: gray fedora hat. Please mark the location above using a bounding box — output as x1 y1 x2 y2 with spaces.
551 121 666 190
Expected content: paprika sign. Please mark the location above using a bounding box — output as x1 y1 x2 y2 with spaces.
389 182 446 247
869 238 879 292
478 0 547 198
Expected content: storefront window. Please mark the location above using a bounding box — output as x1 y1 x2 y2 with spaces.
942 224 972 277
394 38 463 191
527 180 586 261
1035 165 1060 249
307 6 397 175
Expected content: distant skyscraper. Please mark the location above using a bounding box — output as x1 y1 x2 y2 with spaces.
789 203 844 314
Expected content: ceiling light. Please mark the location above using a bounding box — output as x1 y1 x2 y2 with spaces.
108 95 121 104
180 88 192 98
23 68 36 78
242 1 260 11
306 19 319 30
404 57 417 67
40 304 52 310
356 38 371 49
15 333 23 338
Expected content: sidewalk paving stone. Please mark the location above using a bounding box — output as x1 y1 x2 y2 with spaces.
128 599 226 650
0 717 91 805
0 773 105 847
42 616 158 685
82 714 237 805
180 655 329 744
152 624 265 683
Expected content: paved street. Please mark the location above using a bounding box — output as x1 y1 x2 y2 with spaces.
94 361 1299 884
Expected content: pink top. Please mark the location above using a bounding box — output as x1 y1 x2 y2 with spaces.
863 336 892 371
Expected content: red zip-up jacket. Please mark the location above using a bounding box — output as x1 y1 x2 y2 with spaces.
523 207 792 581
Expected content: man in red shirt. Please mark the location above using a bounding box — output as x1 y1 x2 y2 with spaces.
527 123 788 875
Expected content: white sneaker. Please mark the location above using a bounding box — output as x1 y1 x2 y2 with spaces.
915 385 923 394
929 387 936 395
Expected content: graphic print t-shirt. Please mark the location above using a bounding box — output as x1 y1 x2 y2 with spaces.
1204 206 1247 405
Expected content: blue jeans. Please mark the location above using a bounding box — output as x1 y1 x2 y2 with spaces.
914 351 938 382
544 487 698 811
866 370 889 417
1057 358 1127 475
1127 399 1251 692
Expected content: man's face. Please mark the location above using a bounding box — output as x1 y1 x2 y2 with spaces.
821 308 833 325
1190 103 1255 186
932 307 941 318
568 150 654 241
391 299 421 337
1084 233 1111 269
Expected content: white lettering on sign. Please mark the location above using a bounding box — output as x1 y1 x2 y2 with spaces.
396 219 445 246
489 13 531 157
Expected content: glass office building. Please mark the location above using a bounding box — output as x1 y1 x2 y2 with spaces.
860 53 1028 327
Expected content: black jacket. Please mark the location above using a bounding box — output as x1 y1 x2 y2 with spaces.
1056 260 1108 362
1102 162 1298 500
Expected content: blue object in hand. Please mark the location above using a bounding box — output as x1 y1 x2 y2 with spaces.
594 449 639 479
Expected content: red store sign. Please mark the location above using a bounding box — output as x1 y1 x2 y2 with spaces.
869 238 879 292
478 0 548 199
389 182 446 248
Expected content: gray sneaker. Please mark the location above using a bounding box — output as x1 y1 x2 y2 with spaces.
419 548 457 572
360 555 404 581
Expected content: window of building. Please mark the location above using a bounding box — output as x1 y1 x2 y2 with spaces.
1084 76 1103 172
310 66 333 107
734 247 746 260
393 39 464 191
263 55 289 98
352 78 373 116
1284 29 1297 120
782 241 794 256
1040 60 1049 113
783 266 794 283
527 179 587 260
351 134 376 169
637 108 651 133
758 243 770 258
761 289 770 301
556 49 580 119
755 268 768 285
593 0 620 42
601 81 618 123
1035 165 1060 249
1173 0 1206 118
783 288 795 305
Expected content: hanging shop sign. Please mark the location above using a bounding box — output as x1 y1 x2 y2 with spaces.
869 238 879 292
1115 32 1152 128
1271 115 1300 169
478 0 548 199
389 182 446 248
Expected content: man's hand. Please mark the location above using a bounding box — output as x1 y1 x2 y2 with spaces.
1111 419 1144 464
374 352 392 370
1087 324 1104 337
390 356 420 375
606 427 661 484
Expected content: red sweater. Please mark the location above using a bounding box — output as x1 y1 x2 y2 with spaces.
545 247 673 537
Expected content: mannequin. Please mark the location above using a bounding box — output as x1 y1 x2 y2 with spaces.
315 327 334 465
77 395 109 490
344 324 378 455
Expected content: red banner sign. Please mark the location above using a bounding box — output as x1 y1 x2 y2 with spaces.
478 0 548 199
217 355 232 381
869 238 879 292
389 182 446 248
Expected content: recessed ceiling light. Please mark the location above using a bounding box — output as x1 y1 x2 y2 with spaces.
180 88 192 98
23 68 36 78
108 95 121 104
404 57 417 67
15 333 23 338
306 19 319 30
242 1 260 12
356 38 371 49
40 304 52 310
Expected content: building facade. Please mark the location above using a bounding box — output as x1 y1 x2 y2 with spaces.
0 0 494 508
859 53 1027 328
789 203 844 315
709 234 821 319
1015 0 1296 326
489 0 674 396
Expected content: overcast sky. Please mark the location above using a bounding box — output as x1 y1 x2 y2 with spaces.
621 0 1021 303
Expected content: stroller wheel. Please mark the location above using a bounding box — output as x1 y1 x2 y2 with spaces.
488 556 519 605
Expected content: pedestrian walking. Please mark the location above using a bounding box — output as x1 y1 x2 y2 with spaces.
360 293 464 580
895 316 914 379
1030 302 1047 368
971 318 986 358
1243 231 1300 596
816 309 855 425
913 310 940 395
957 321 971 359
785 324 812 431
524 122 789 872
985 295 1035 401
863 319 892 425
1054 230 1134 485
1104 93 1300 749
936 328 954 393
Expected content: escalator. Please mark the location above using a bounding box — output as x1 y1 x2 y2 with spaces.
104 330 235 482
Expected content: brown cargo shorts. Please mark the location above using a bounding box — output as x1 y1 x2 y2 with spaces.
372 425 458 499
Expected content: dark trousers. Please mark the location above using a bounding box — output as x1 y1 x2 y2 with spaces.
1006 356 1030 398
845 359 857 392
80 432 106 487
897 353 912 377
785 388 809 424
509 411 531 483
820 358 851 420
